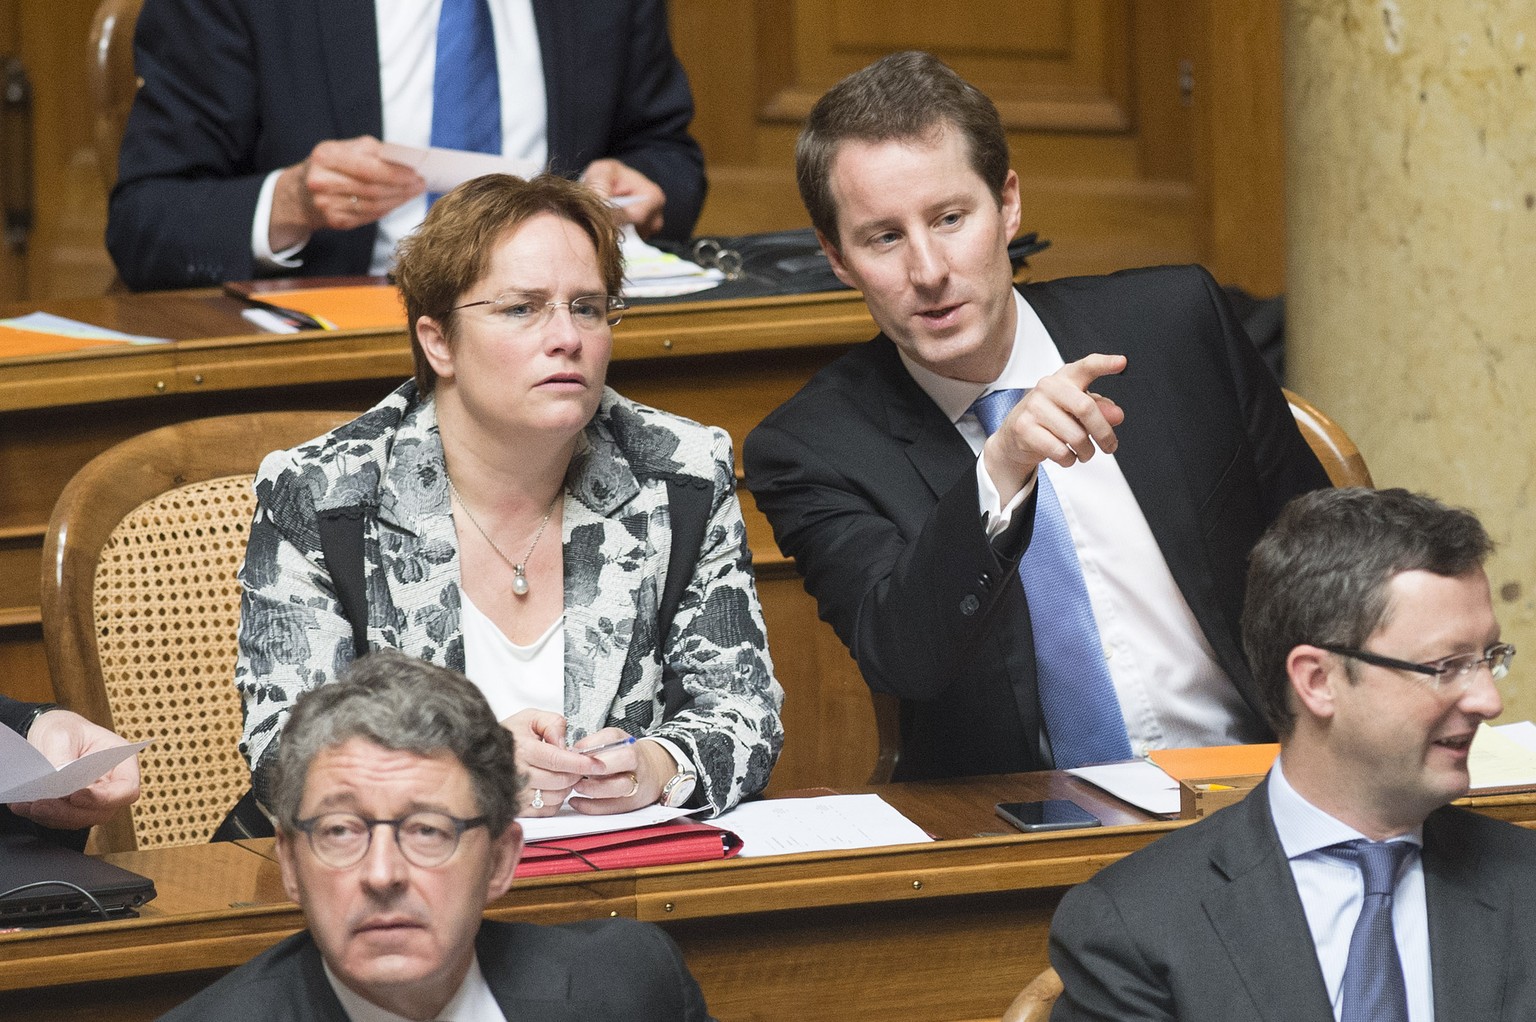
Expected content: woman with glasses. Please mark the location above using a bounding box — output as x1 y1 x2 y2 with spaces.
233 174 782 820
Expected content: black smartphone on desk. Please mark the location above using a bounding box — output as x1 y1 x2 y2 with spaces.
995 799 1102 833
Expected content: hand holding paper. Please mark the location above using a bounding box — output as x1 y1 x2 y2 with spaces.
2 711 146 830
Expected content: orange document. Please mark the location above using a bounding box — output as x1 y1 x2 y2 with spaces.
1147 743 1279 782
0 326 139 358
224 277 406 330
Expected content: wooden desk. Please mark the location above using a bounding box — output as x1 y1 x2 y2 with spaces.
0 773 1159 1022
0 288 880 791
5 777 1533 1022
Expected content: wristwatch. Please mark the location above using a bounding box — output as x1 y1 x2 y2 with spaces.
659 766 698 808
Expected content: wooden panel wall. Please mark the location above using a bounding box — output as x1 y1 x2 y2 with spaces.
0 1 1284 302
672 0 1286 293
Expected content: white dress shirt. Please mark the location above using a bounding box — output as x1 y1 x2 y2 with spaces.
898 289 1266 756
460 587 691 784
1268 760 1433 1022
253 0 547 275
325 954 508 1022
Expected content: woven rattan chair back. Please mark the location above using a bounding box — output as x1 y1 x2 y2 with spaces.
41 411 352 852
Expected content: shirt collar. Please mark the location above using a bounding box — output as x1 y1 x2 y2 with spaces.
323 954 504 1022
898 290 1060 424
1268 757 1423 860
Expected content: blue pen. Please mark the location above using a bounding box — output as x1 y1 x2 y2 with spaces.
577 735 637 756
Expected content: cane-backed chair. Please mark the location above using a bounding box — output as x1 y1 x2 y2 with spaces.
40 410 352 852
1001 966 1064 1022
89 0 145 193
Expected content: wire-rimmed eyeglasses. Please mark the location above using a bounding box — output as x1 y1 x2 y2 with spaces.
451 292 627 332
1316 642 1516 690
293 811 489 869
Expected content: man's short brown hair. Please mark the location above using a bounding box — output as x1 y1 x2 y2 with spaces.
795 50 1011 248
392 173 624 394
1242 488 1493 738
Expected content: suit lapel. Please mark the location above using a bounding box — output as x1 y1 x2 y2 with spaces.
316 0 383 137
1021 283 1251 684
560 423 648 740
1200 783 1334 1022
530 0 571 171
864 338 976 499
1423 808 1507 1019
372 400 466 671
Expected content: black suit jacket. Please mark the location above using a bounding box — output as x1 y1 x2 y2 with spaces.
108 0 706 291
155 917 710 1021
743 265 1330 780
1049 780 1536 1021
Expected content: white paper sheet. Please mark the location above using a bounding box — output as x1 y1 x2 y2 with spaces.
518 802 700 843
2 311 168 345
619 225 723 296
1490 720 1536 754
0 722 150 803
1470 721 1536 790
1066 761 1181 816
378 142 542 194
710 794 932 858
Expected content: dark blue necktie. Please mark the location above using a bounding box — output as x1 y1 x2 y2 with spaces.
1330 839 1413 1022
971 389 1132 769
429 0 502 204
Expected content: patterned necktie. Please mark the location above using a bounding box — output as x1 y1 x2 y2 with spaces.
970 389 1132 769
1331 839 1413 1022
429 0 502 205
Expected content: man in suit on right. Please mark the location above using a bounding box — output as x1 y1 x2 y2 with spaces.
743 51 1330 782
1050 487 1536 1021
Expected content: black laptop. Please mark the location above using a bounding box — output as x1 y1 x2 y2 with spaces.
0 832 157 927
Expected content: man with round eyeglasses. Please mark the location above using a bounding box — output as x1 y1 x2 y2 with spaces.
158 650 709 1022
1049 488 1536 1021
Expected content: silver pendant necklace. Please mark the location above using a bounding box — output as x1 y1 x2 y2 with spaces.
447 476 558 597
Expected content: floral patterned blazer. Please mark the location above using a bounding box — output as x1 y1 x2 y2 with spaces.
235 381 784 814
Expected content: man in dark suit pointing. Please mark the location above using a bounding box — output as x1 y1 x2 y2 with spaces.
743 50 1330 781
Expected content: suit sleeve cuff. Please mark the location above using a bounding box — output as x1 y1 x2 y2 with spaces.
977 455 1036 539
252 169 307 269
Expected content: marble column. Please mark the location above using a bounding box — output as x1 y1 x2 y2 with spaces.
1286 1 1536 718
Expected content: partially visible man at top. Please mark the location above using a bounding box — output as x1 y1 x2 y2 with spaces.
743 51 1330 781
1 696 141 844
157 650 710 1021
1049 487 1536 1021
108 0 706 291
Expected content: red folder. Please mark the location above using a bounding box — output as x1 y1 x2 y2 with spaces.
517 819 743 878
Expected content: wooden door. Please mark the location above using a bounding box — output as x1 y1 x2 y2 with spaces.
0 0 116 304
671 0 1286 295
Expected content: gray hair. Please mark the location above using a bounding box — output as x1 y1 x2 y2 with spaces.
268 650 523 834
1242 487 1493 738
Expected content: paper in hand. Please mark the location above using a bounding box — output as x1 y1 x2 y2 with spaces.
0 722 150 803
377 142 640 206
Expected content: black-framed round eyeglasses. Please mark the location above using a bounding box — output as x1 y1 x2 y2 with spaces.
1316 642 1516 690
293 811 489 869
451 292 627 332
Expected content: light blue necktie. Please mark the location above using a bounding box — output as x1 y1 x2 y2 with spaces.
1331 839 1413 1022
971 388 1132 769
429 0 502 205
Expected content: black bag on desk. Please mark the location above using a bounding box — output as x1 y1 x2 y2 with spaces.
639 227 1049 305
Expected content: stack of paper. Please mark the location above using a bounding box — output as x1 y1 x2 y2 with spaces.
0 312 169 358
712 793 932 857
621 228 723 299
